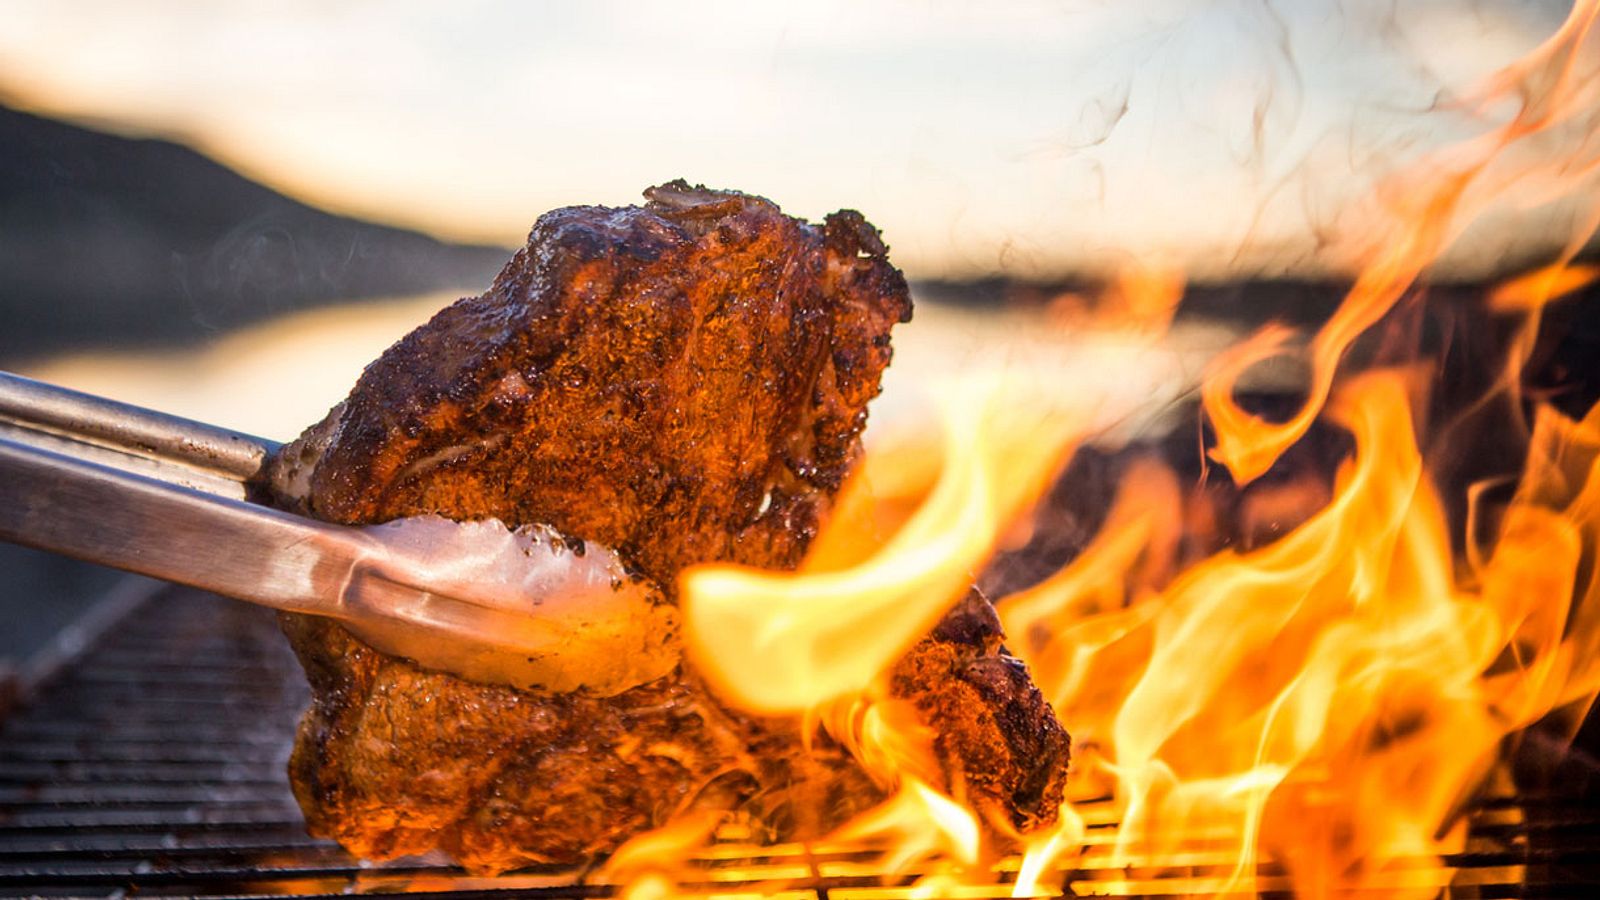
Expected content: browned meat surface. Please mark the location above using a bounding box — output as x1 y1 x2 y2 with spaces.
270 182 1068 873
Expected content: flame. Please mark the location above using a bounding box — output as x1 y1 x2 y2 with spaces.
615 4 1600 896
681 375 1092 714
1049 259 1186 337
830 777 983 871
1488 261 1600 311
989 358 1600 898
1038 371 1498 892
601 810 726 899
1204 0 1600 485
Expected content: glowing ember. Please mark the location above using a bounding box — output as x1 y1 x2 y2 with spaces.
626 2 1600 896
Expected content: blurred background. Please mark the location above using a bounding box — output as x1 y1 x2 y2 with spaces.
1 1 1596 680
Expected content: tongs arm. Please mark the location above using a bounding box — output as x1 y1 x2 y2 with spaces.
0 435 371 620
0 370 386 621
0 371 680 696
0 370 278 501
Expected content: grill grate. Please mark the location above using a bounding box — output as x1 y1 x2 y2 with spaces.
4 586 1600 898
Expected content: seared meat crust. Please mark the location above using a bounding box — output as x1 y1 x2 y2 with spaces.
280 612 881 867
284 182 906 582
272 182 1067 872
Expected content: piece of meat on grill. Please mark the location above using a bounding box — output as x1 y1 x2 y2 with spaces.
268 181 1070 873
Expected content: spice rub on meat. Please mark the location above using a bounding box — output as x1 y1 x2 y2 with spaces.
269 182 1070 873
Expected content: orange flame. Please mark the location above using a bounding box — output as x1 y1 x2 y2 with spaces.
601 810 726 899
1205 0 1600 485
1049 259 1186 337
1488 262 1600 312
998 456 1183 712
681 376 1092 714
988 367 1600 896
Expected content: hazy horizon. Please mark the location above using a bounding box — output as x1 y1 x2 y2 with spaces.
0 1 1592 281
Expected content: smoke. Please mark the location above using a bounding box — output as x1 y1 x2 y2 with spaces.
1013 0 1589 280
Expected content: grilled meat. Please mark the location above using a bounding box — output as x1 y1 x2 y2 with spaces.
270 182 1069 872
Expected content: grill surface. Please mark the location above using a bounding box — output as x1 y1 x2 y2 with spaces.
3 585 1600 898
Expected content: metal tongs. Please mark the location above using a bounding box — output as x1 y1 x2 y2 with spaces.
0 371 679 696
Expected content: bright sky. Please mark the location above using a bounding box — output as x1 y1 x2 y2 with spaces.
0 0 1582 279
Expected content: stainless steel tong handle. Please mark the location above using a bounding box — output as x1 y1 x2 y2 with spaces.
0 371 352 615
0 370 278 502
0 371 680 695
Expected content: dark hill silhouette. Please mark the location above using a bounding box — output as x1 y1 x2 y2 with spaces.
0 103 510 362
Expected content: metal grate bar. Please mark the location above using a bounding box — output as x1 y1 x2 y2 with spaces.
3 586 1599 897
